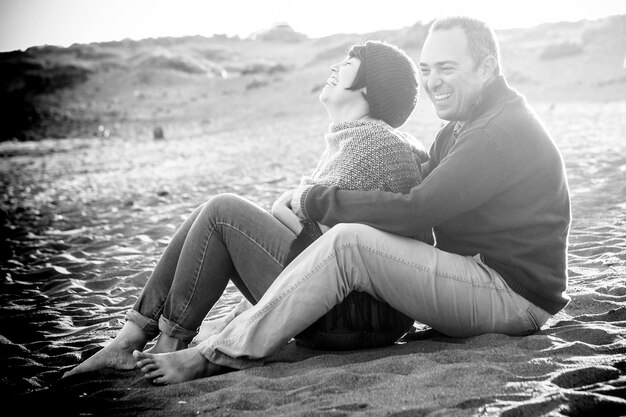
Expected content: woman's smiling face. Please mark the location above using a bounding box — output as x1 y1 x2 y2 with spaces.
419 27 488 122
319 56 362 105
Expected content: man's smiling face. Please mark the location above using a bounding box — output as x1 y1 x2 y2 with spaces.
419 27 488 122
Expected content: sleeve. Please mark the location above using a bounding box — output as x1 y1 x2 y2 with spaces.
329 133 395 191
380 145 423 194
302 130 510 237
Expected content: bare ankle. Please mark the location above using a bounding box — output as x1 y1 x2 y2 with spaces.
114 321 149 351
150 333 188 353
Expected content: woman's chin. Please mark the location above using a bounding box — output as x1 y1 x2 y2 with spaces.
319 90 330 103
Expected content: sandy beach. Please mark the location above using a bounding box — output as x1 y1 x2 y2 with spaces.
2 16 626 415
1 99 625 416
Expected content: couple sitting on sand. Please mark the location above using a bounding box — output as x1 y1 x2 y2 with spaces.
64 16 571 384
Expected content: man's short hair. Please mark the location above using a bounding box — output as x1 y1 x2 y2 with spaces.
429 16 501 75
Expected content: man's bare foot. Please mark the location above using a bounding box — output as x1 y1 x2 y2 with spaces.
62 321 148 379
144 333 188 354
134 347 224 384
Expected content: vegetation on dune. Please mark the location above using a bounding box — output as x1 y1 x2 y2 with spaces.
0 16 624 142
540 41 584 60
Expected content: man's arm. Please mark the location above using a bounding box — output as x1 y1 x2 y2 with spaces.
296 132 509 237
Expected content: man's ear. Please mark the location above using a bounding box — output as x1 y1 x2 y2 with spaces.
480 55 498 80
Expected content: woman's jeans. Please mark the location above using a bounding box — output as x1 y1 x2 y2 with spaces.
127 194 297 343
196 223 551 370
126 194 411 348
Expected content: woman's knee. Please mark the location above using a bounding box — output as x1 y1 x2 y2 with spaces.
325 223 380 246
201 193 248 219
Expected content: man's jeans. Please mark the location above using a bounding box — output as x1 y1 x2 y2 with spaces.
197 223 551 369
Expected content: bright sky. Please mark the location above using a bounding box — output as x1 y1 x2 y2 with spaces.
1 0 624 52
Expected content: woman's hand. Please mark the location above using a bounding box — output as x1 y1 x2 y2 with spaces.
272 190 303 234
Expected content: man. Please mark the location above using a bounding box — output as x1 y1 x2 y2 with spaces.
134 16 570 384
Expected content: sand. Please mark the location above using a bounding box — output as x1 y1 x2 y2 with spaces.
2 101 626 416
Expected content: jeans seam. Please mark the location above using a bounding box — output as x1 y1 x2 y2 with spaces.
214 220 285 268
131 302 163 325
215 245 339 348
211 240 496 351
175 220 285 326
174 222 216 325
213 241 425 349
350 242 474 284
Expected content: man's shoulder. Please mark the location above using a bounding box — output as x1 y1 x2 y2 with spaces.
473 93 528 129
464 93 546 146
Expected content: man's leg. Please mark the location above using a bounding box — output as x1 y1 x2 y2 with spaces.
197 223 546 369
192 298 254 346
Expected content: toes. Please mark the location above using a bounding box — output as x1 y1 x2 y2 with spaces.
136 358 154 368
153 376 169 385
133 349 151 360
145 369 164 380
141 364 158 373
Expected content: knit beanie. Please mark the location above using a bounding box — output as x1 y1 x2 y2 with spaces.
362 41 418 128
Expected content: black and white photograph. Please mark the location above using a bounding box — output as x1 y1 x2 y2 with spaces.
1 0 625 415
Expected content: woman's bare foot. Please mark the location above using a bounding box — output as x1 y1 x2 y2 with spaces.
134 347 224 384
62 321 148 378
145 333 188 354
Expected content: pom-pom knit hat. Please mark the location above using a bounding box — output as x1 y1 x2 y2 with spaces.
362 41 418 128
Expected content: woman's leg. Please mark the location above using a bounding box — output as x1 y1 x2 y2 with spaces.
63 204 208 377
126 203 207 340
64 193 297 377
148 193 298 348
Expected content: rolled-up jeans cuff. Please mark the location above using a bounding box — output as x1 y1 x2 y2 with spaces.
198 342 265 370
125 309 159 340
158 316 198 344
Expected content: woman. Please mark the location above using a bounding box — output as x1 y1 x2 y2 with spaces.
63 41 430 382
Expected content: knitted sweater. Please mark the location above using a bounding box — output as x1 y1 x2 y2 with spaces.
286 120 432 262
300 76 571 314
300 119 428 194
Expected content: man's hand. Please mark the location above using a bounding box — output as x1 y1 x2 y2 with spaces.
290 186 331 234
290 186 309 218
272 190 303 234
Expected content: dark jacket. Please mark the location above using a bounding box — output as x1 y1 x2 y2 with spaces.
300 75 571 314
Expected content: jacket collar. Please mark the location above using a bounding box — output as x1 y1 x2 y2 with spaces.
468 74 516 122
